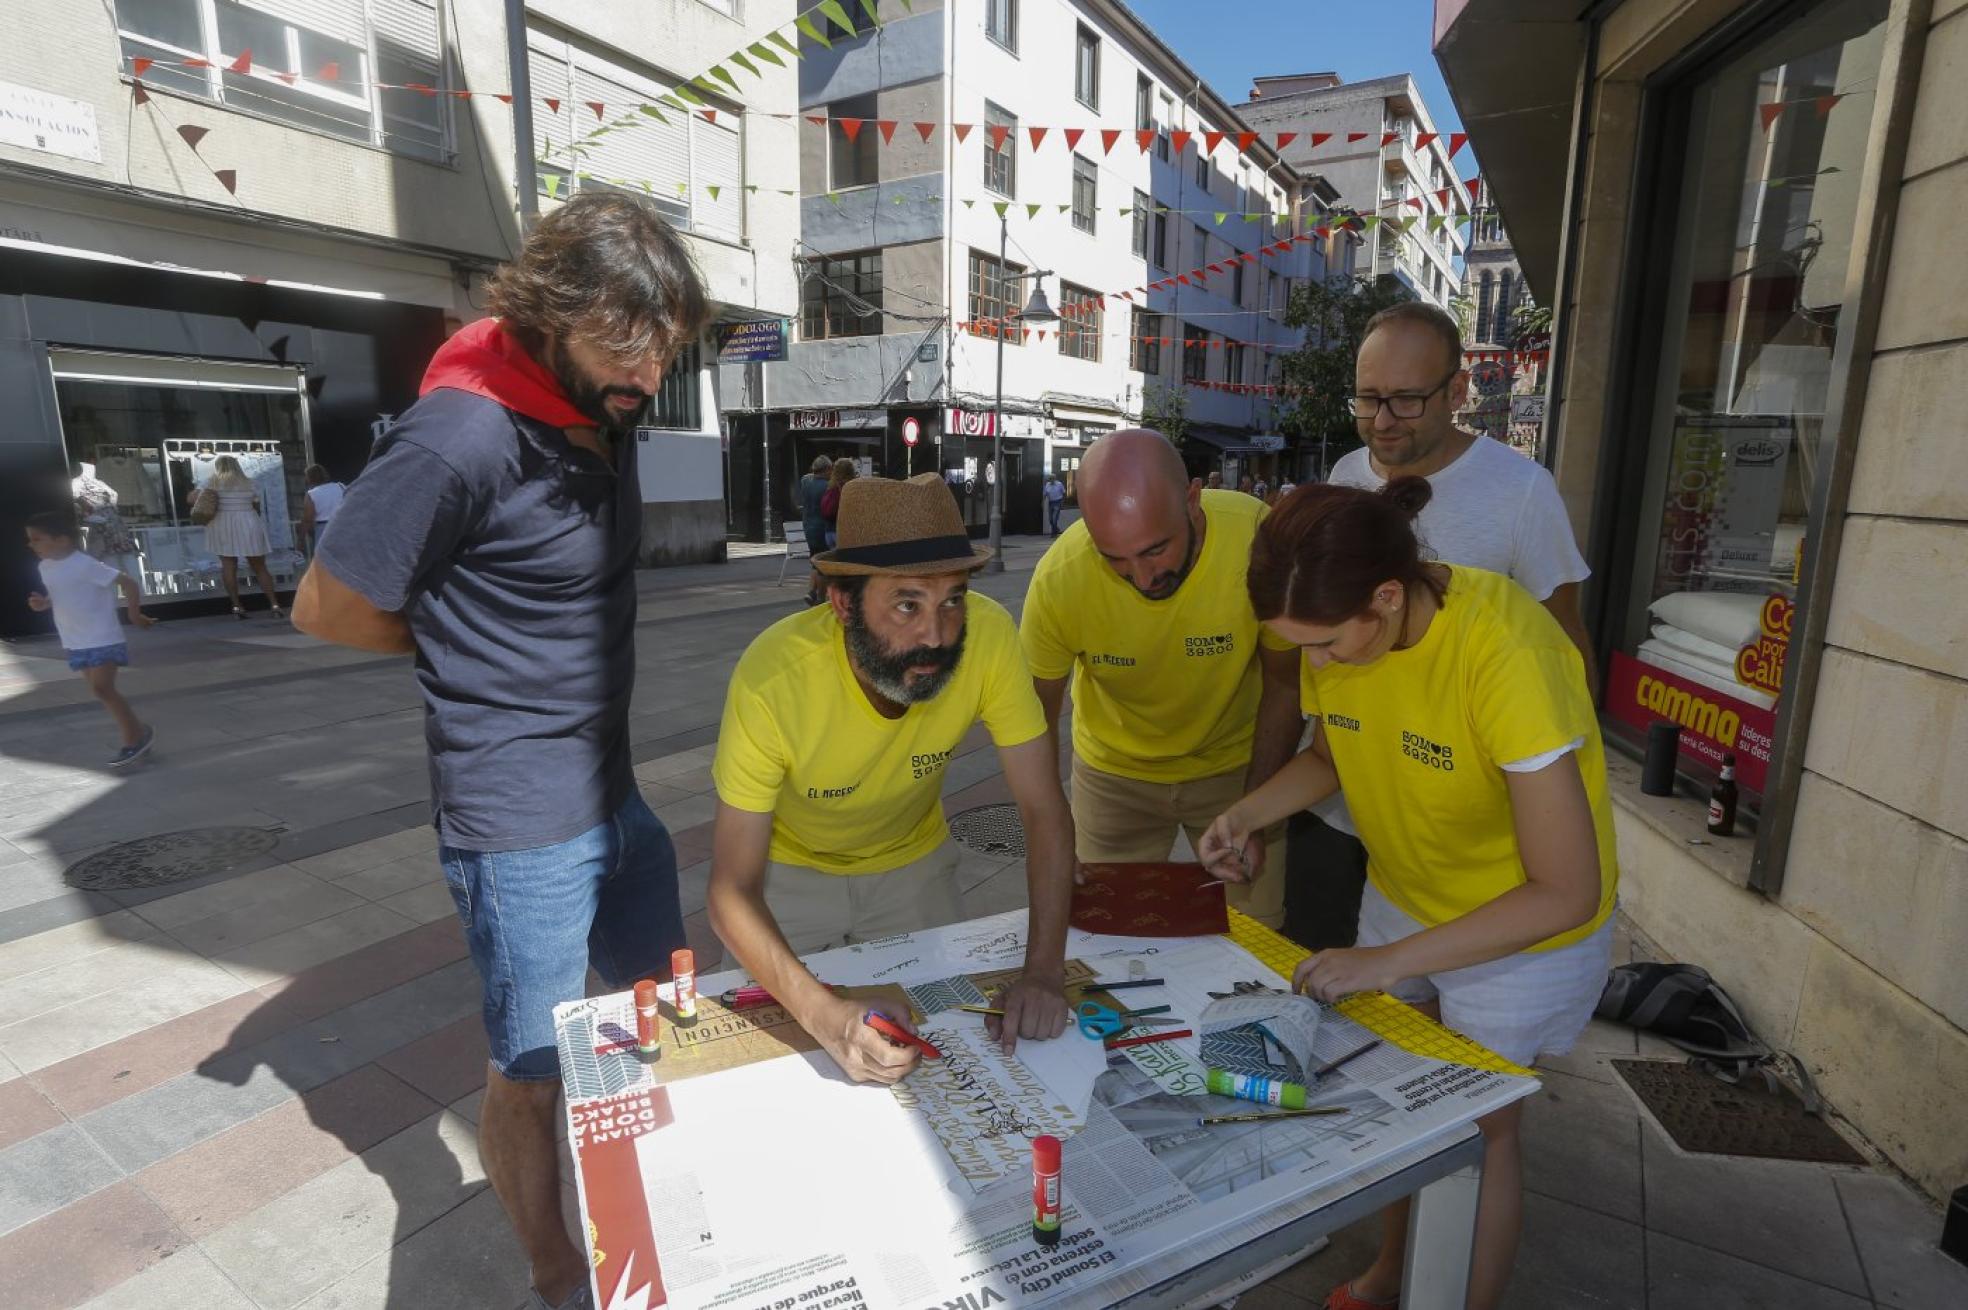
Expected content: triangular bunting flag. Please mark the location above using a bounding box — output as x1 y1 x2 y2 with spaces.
993 201 1009 218
838 117 863 142
953 122 973 143
702 110 719 125
131 81 149 105
1815 94 1844 118
1415 132 1437 150
1758 102 1785 132
1028 126 1048 150
915 121 935 142
987 123 1010 151
544 98 561 114
1036 331 1046 342
806 115 827 126
544 174 562 199
962 199 974 209
750 41 785 68
496 93 512 105
708 185 721 202
1063 128 1084 151
1310 132 1331 149
730 50 759 79
1204 130 1225 153
858 0 884 26
817 0 857 36
1177 274 1190 285
1236 131 1256 153
1027 204 1043 219
1101 128 1122 154
1056 204 1070 214
1169 129 1190 154
1381 132 1399 147
795 15 832 48
640 105 668 123
1214 213 1227 225
1136 129 1156 153
214 169 238 195
767 30 802 59
185 57 211 68
131 56 153 77
176 124 209 151
587 102 606 121
228 49 252 74
1428 213 1445 231
710 65 741 93
1274 132 1297 149
1347 132 1368 143
317 61 340 82
1448 132 1467 158
876 119 897 144
827 191 842 207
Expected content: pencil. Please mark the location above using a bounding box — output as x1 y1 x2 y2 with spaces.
1104 1028 1192 1050
1197 1107 1349 1125
958 1004 1007 1016
1311 1039 1382 1079
1081 978 1165 991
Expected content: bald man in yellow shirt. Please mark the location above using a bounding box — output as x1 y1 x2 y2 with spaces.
1020 430 1304 927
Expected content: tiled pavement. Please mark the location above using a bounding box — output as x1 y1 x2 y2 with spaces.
1 542 1963 1309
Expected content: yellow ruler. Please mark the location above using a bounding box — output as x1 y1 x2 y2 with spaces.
1225 909 1536 1078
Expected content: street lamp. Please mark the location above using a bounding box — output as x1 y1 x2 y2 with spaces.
987 212 1058 573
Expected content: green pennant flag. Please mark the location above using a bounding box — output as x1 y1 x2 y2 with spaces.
795 16 832 48
778 188 794 196
1363 215 1381 230
694 76 725 98
818 0 856 36
730 50 759 79
767 30 802 59
1400 216 1418 231
1427 213 1445 231
1215 212 1228 225
1057 204 1070 215
1240 212 1258 223
708 185 721 202
544 173 562 199
858 0 884 26
827 191 843 207
746 184 759 193
748 41 784 68
899 0 913 10
660 95 690 116
709 65 741 93
676 181 688 196
1027 204 1043 219
993 201 1009 218
674 83 707 106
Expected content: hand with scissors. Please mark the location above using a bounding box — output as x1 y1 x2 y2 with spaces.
1075 1001 1184 1040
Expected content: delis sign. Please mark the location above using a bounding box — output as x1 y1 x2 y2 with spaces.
1606 651 1774 793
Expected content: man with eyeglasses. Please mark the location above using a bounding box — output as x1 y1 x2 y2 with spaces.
1293 301 1593 948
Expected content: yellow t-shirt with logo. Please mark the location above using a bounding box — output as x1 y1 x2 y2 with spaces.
713 593 1046 874
1021 490 1294 784
1298 565 1618 951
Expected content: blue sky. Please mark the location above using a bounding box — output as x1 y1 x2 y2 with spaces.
1124 0 1478 179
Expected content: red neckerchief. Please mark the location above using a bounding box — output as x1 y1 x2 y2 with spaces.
420 319 592 430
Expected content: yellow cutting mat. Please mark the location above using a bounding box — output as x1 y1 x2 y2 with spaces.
1226 909 1536 1078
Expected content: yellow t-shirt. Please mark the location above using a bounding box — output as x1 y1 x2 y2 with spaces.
1298 565 1618 951
713 593 1047 874
1021 490 1293 784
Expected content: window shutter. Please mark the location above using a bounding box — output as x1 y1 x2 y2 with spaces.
693 116 742 240
528 43 575 175
574 60 690 219
234 1 366 45
367 0 440 62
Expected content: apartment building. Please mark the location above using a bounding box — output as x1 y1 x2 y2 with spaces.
1237 72 1469 312
717 0 1331 541
0 0 798 636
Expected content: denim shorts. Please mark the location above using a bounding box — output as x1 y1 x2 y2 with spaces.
68 643 129 671
439 790 687 1081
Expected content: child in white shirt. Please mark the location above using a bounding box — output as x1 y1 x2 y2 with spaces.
25 510 156 766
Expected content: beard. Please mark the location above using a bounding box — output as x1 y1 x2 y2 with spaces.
550 339 649 435
841 592 967 704
1134 517 1201 600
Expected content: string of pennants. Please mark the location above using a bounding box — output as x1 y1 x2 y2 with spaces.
1756 83 1870 132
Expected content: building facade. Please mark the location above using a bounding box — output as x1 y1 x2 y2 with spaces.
0 0 799 638
717 0 1329 542
1437 0 1968 1198
1461 197 1545 453
1237 72 1470 312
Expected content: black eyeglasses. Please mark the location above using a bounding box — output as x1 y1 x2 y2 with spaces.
1348 369 1459 421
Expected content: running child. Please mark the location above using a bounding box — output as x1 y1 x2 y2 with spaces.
25 510 156 766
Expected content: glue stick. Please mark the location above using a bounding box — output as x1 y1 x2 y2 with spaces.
633 979 662 1058
671 948 697 1026
1031 1135 1062 1247
1206 1067 1308 1110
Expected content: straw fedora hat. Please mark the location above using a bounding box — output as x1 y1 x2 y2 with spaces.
812 473 995 577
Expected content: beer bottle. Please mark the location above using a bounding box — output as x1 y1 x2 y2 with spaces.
1707 754 1739 837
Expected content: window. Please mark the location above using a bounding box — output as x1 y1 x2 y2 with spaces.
968 249 1026 336
650 341 702 429
801 251 883 340
983 100 1016 197
1182 326 1209 383
1058 284 1101 361
1131 189 1149 257
1157 94 1172 162
1225 342 1246 386
1135 75 1152 132
1605 0 1891 815
1152 211 1169 269
1195 145 1210 193
1130 309 1162 375
1075 26 1099 110
1232 261 1245 307
1494 270 1514 343
985 0 1016 51
829 92 878 189
114 0 447 161
1476 270 1495 342
1192 223 1209 271
1071 156 1097 235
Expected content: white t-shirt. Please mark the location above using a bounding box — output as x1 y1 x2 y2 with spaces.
306 481 346 522
1316 434 1591 835
38 552 125 652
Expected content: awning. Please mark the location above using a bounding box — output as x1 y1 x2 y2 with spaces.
1183 427 1285 455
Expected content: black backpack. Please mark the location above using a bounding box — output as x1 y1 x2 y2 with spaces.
1596 962 1821 1112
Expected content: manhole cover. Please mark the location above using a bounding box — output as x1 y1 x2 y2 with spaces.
949 803 1025 859
1614 1058 1864 1165
64 826 284 891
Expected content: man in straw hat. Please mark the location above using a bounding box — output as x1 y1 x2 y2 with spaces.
1020 429 1304 928
707 473 1074 1084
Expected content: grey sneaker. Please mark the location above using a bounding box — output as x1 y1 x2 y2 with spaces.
110 725 155 768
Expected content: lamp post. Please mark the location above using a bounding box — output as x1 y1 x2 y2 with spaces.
987 212 1058 573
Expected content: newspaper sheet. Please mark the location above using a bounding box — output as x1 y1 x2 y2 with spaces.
557 912 1536 1310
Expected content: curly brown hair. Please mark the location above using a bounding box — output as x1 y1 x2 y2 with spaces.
486 192 711 365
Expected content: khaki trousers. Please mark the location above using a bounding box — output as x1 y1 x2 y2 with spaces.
1070 759 1286 928
765 839 966 957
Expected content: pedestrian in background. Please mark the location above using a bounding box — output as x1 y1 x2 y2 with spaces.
299 464 345 555
24 509 155 766
1043 472 1066 535
198 455 284 620
820 457 856 547
797 455 831 606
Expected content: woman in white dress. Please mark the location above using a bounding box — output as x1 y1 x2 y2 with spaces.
202 456 284 619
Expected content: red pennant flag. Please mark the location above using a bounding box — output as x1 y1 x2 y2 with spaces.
495 93 513 104
1063 127 1084 151
1236 131 1256 153
1310 132 1331 149
277 72 300 87
1274 132 1297 149
1415 132 1437 150
1435 187 1451 206
1407 197 1423 210
1028 125 1048 150
1136 129 1156 153
214 169 238 195
1120 290 1133 301
1101 128 1122 154
876 120 897 144
407 83 437 97
806 115 828 126
449 88 470 98
587 101 607 120
131 56 153 78
953 122 973 143
701 110 719 125
1204 130 1225 153
185 57 211 69
131 81 149 105
1177 275 1191 286
839 117 864 142
1347 132 1368 143
317 61 340 82
228 49 252 74
987 123 1009 151
915 121 936 142
176 124 209 151
1758 102 1785 132
1815 94 1844 118
1381 131 1399 147
1037 331 1046 342
1169 129 1191 154
544 98 561 114
1448 132 1467 158
1207 262 1223 274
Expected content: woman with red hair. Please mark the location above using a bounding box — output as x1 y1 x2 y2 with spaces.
1200 476 1618 1310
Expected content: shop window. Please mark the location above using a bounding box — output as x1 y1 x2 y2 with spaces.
1131 189 1150 258
983 101 1016 197
985 0 1016 52
1130 309 1162 375
829 92 879 190
801 251 883 340
1058 284 1101 362
1071 156 1097 235
1075 26 1099 110
968 249 1025 338
1182 325 1209 383
1604 0 1891 815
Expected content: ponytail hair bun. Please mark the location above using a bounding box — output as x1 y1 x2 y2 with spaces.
1248 477 1447 625
1382 474 1433 520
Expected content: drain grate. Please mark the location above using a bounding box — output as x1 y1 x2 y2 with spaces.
949 803 1026 859
1614 1058 1864 1165
64 826 285 891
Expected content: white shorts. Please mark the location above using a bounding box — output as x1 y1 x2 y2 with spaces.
1356 882 1615 1067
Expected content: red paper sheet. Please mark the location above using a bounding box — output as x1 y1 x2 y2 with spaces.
1071 862 1230 936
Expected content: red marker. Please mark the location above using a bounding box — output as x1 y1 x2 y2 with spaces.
1105 1028 1193 1051
864 1010 942 1060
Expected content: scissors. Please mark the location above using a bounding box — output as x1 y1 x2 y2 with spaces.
1075 1001 1183 1040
